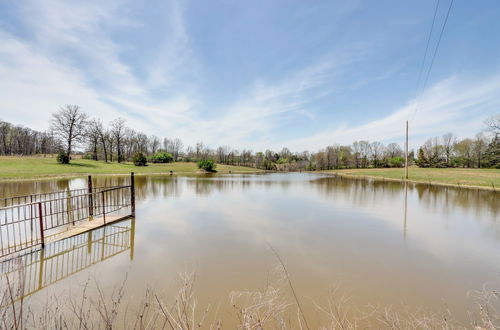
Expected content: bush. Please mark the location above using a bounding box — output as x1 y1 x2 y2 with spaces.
133 152 148 166
82 152 94 160
150 152 173 163
197 159 216 172
389 157 404 168
56 152 70 164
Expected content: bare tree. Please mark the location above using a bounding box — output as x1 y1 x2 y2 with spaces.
216 146 229 164
172 138 183 161
370 142 384 167
441 133 456 167
352 141 361 168
135 133 149 154
386 143 402 158
485 113 500 136
50 105 88 162
163 138 173 153
110 118 127 163
195 141 204 160
356 141 371 168
91 119 109 162
149 135 160 154
472 133 488 168
87 119 101 160
124 128 137 160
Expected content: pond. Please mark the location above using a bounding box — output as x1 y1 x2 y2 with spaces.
1 173 499 327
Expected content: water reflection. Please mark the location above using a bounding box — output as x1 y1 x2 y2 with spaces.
0 218 135 305
0 173 498 324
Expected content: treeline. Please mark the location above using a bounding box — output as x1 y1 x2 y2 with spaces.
415 132 499 168
0 121 59 155
1 105 499 170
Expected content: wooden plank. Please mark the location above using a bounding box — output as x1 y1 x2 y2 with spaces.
45 215 132 244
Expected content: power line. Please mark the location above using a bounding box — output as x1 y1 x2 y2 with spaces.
411 0 441 118
405 0 454 179
412 0 454 120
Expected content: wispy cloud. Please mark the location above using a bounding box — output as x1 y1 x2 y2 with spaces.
0 0 197 134
18 0 144 96
145 0 199 90
169 54 360 148
0 0 499 152
283 75 500 151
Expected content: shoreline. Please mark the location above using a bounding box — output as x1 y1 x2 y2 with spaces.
314 170 498 192
0 165 497 192
0 170 265 183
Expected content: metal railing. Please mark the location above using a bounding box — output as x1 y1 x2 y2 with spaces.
0 173 136 258
0 218 135 307
0 185 120 208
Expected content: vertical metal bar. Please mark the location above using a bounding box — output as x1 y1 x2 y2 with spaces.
130 218 135 261
88 175 94 219
87 231 92 254
38 202 45 248
67 188 74 225
30 195 33 241
405 120 409 180
38 248 45 290
101 191 106 224
130 172 135 217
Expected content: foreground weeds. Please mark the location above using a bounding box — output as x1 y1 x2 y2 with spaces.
1 259 499 329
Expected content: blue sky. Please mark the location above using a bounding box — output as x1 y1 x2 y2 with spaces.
0 0 499 151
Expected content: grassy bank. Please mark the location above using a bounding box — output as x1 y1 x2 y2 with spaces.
0 156 263 180
318 167 500 189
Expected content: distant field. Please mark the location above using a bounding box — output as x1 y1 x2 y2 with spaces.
318 167 500 189
0 156 263 180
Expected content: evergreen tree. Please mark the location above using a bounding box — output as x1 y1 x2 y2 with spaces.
415 148 429 167
483 134 500 168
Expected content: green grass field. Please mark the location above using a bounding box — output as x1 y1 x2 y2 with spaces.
1 157 498 189
0 156 263 180
318 167 500 189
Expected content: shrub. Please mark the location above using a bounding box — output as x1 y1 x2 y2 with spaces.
133 152 148 166
82 152 94 160
389 157 404 168
56 152 70 164
197 159 216 172
150 152 173 163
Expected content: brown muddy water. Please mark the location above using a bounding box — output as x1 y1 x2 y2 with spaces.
1 173 499 327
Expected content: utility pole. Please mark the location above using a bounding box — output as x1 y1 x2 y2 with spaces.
405 120 409 180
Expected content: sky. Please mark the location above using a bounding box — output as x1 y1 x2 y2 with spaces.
0 0 500 152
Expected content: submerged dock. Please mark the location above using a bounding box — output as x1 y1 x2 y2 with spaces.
0 173 136 259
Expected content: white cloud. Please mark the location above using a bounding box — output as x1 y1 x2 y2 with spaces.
0 32 122 126
18 0 144 97
0 0 198 134
0 0 499 153
282 75 500 151
145 0 199 89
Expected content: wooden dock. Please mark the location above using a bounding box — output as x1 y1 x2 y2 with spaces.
45 215 132 244
0 173 136 259
0 217 135 307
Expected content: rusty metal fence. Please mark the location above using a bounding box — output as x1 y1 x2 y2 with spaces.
0 173 136 258
0 218 135 307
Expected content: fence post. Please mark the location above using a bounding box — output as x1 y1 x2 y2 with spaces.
101 191 106 224
38 248 45 290
130 218 136 261
38 202 45 248
66 188 74 225
88 175 94 219
130 172 136 217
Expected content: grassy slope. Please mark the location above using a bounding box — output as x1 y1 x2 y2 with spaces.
318 167 500 189
0 156 263 180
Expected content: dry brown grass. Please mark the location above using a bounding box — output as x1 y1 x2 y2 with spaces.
1 258 499 329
